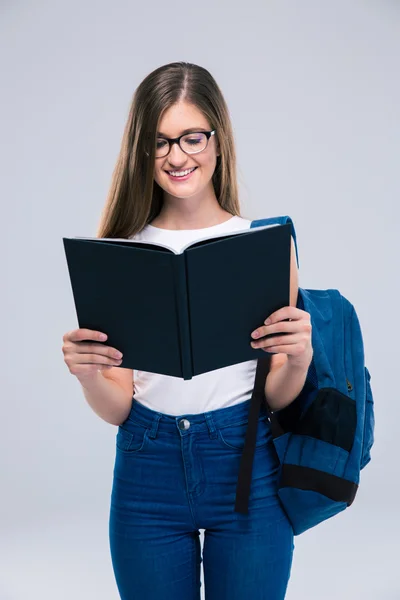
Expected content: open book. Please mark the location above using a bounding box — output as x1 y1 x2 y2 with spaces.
62 222 292 379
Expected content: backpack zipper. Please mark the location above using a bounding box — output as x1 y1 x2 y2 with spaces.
346 378 353 392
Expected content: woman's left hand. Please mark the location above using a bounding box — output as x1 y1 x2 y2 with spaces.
250 306 313 368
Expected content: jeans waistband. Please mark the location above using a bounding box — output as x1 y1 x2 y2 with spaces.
125 396 268 438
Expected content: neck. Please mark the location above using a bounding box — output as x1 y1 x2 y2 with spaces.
151 206 234 231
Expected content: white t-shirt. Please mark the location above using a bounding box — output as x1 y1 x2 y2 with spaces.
130 215 258 416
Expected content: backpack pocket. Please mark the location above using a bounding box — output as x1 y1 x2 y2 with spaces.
283 386 357 478
293 387 357 453
275 387 358 534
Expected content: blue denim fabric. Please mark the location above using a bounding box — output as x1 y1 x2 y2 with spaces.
109 398 295 599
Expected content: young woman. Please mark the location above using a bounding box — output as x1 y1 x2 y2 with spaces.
62 61 313 600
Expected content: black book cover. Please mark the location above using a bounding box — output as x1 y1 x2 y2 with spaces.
62 222 292 380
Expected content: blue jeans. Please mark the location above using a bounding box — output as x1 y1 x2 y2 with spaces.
109 397 295 599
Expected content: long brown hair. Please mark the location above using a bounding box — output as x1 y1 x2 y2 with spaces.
96 61 247 239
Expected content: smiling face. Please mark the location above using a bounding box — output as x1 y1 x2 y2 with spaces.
153 101 220 203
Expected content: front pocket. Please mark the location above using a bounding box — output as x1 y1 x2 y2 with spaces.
116 424 148 454
294 387 357 453
217 417 269 451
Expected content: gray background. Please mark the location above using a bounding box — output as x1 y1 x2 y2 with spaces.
1 1 398 598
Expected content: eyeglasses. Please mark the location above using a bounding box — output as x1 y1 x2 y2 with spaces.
150 129 216 158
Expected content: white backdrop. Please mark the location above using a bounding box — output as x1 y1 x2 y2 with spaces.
1 1 398 598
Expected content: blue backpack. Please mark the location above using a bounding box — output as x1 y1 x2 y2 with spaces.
234 215 375 535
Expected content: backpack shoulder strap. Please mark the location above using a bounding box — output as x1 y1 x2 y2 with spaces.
250 215 299 269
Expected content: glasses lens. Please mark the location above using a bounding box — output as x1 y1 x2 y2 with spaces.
156 138 169 158
181 133 207 154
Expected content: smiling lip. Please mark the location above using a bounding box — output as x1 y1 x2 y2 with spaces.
165 167 198 181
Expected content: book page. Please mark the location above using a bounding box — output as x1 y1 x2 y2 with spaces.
71 223 279 255
72 236 178 254
180 222 279 253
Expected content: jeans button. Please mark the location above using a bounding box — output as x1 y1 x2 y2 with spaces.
178 418 190 430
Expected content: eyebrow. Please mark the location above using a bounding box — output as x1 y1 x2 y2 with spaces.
156 127 208 137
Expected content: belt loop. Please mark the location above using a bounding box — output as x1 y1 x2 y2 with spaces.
148 413 161 439
204 412 218 439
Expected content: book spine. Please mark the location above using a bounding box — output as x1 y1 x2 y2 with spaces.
172 254 193 380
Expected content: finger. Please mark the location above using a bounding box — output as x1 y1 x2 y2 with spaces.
252 320 301 341
74 343 123 359
263 342 313 358
263 343 299 354
69 329 108 343
264 307 308 325
263 345 288 354
67 357 122 377
80 353 123 366
73 363 115 376
251 335 299 349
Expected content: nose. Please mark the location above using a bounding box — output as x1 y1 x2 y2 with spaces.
167 141 188 166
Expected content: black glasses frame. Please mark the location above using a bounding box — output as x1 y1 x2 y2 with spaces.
146 129 216 158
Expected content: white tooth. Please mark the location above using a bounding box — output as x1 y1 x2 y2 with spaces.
170 167 194 176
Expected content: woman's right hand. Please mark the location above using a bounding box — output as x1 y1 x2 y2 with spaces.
62 328 123 383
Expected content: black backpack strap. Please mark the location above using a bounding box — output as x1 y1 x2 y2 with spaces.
234 354 283 514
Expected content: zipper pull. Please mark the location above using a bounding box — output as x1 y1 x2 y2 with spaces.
346 378 353 392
